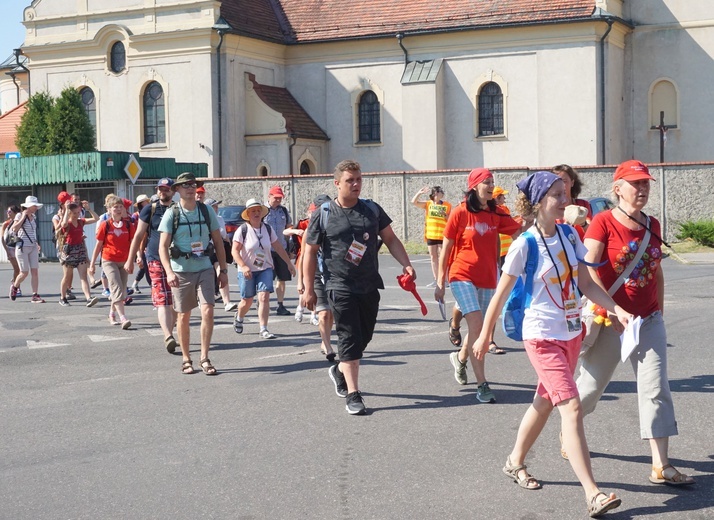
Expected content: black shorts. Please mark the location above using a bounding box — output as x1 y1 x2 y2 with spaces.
329 289 380 362
426 239 443 246
314 273 329 313
271 251 292 281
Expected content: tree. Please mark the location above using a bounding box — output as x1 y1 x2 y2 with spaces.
45 87 96 154
14 87 96 156
15 91 54 156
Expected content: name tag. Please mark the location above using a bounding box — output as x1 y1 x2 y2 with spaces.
564 298 582 333
191 241 204 257
345 240 367 266
253 249 267 270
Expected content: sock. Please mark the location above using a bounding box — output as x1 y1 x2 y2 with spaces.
260 326 267 332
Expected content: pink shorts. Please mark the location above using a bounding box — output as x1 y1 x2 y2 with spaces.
522 337 581 406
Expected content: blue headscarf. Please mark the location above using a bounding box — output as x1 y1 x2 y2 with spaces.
516 171 561 205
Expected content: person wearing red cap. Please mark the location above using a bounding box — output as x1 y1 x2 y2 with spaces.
434 167 521 403
52 191 76 300
195 185 206 203
265 185 296 316
577 160 694 487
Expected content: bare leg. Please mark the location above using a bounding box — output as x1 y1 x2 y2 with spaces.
199 303 214 361
275 280 286 304
339 359 360 393
319 310 334 355
177 311 191 361
428 243 440 281
451 306 463 329
258 291 270 327
30 267 40 294
158 305 177 338
458 311 486 384
558 396 601 499
237 296 254 320
77 263 91 299
60 265 72 299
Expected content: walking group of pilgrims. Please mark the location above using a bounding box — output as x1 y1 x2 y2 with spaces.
1 158 694 518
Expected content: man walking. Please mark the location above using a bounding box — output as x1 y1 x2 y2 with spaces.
303 160 415 415
158 173 228 375
265 185 294 316
125 178 178 353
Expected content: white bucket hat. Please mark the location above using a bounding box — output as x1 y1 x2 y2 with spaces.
21 196 43 209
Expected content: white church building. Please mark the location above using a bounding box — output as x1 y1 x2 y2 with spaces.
4 0 713 177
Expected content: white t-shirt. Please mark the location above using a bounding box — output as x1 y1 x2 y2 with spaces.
233 223 278 272
502 224 587 341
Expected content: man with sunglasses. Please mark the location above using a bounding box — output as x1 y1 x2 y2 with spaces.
125 177 178 353
158 173 228 376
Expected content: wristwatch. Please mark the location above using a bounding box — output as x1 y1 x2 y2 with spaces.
220 269 228 274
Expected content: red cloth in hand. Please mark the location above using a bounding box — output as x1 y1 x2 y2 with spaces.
397 273 427 316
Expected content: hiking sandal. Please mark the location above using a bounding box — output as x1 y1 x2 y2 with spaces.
488 341 505 354
588 492 621 518
503 457 541 490
181 360 195 374
200 358 217 376
448 318 462 347
649 464 694 486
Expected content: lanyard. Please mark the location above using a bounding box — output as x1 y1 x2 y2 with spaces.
535 223 578 302
334 200 369 242
252 224 266 250
178 204 202 238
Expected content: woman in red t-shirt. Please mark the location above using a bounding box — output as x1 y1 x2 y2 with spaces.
89 195 136 329
58 201 100 307
435 168 521 404
577 160 694 486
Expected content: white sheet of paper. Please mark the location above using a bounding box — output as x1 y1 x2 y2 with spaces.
438 300 447 321
620 315 643 362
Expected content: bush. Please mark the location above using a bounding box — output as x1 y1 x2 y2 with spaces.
677 219 714 247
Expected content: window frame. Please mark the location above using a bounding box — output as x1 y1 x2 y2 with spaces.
141 81 167 147
472 72 508 141
109 41 126 74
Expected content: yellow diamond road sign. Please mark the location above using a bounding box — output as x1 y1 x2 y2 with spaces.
124 154 143 184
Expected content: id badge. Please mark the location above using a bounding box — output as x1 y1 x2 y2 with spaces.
564 298 582 333
191 241 204 257
345 240 367 266
253 250 266 270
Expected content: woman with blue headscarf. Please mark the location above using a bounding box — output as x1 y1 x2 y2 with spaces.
474 171 630 518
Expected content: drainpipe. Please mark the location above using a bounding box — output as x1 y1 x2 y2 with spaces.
396 33 408 67
599 18 614 165
13 48 30 96
7 71 20 105
213 19 231 177
288 132 297 216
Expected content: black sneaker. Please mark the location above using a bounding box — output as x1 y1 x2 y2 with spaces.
345 391 366 415
58 298 69 307
276 304 291 316
233 317 243 334
328 363 348 398
65 290 77 301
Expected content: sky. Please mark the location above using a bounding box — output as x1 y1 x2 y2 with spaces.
0 1 28 61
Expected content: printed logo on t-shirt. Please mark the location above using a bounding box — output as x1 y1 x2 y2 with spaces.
614 238 661 288
474 222 490 236
543 248 579 309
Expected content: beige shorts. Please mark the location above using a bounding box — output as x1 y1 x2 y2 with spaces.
172 268 216 313
102 260 128 303
16 243 40 271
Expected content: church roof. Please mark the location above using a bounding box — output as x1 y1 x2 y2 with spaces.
247 74 329 141
0 102 27 154
220 0 597 44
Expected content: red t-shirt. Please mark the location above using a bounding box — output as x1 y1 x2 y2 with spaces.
585 210 662 318
63 219 86 245
444 203 521 288
96 218 135 262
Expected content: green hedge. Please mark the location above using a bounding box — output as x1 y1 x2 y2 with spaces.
677 219 714 248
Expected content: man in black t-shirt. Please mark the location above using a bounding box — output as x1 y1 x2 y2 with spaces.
303 160 415 415
125 177 178 353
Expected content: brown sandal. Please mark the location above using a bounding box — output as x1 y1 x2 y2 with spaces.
488 341 505 354
649 464 694 486
448 318 462 347
503 457 541 490
200 358 217 376
588 492 621 518
181 360 195 374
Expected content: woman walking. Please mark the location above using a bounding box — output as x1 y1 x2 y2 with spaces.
474 170 629 518
412 185 451 287
2 205 22 294
576 160 694 487
434 168 520 403
58 201 100 307
10 196 46 303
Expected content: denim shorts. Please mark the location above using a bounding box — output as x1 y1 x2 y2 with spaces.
449 280 495 316
238 268 274 299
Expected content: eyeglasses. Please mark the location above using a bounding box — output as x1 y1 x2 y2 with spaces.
180 183 198 189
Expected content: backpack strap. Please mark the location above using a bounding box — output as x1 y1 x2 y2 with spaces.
522 232 538 310
171 201 211 237
240 222 273 243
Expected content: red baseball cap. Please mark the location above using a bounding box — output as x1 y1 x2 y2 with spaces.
269 185 285 197
196 186 206 193
122 198 133 209
57 191 72 204
614 160 655 182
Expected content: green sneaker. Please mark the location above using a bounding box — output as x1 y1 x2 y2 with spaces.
450 351 468 385
477 382 496 403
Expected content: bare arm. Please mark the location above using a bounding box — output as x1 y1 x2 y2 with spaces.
582 237 631 330
434 236 454 302
159 232 178 288
411 186 429 210
302 242 320 309
124 219 149 273
656 265 665 317
211 228 229 288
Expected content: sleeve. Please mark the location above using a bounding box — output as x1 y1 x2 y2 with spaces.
233 225 245 244
139 203 152 225
502 234 528 278
376 203 393 231
95 220 106 241
497 213 521 236
305 209 323 246
285 207 293 227
584 210 609 243
157 207 173 234
206 205 220 233
442 205 461 241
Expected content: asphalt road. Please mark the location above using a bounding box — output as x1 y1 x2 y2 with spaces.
1 256 712 520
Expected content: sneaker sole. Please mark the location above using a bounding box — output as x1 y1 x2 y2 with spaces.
328 366 348 398
86 298 99 308
346 404 367 415
121 321 132 330
477 394 497 404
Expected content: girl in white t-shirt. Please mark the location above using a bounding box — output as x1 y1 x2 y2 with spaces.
474 171 630 519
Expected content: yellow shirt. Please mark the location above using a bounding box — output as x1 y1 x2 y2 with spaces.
424 200 451 241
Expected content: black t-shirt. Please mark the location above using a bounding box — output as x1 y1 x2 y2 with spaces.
306 199 392 294
140 202 172 262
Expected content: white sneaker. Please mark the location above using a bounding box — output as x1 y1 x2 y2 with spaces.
426 280 437 288
224 302 238 312
260 329 276 339
294 307 304 322
310 314 319 326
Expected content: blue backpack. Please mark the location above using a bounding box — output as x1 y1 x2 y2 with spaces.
501 231 539 341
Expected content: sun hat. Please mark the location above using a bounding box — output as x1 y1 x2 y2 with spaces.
156 177 174 188
136 194 150 205
21 195 43 209
269 185 285 197
564 205 588 226
516 171 562 205
173 172 204 189
614 160 655 182
241 198 269 220
493 186 509 198
204 198 221 207
467 168 493 191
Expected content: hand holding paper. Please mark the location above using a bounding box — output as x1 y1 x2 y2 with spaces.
620 315 643 362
